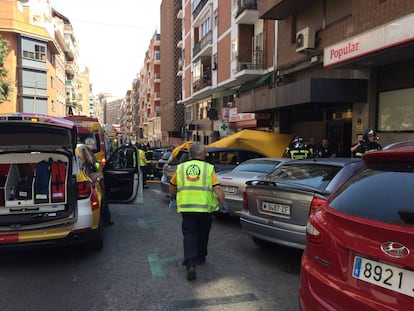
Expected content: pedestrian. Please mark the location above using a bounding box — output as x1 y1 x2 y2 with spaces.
169 142 228 281
315 137 336 158
137 144 149 188
285 136 313 159
350 133 363 157
354 129 382 157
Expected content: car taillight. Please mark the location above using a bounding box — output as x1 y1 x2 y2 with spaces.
101 154 106 167
90 188 99 211
306 208 328 244
309 197 326 216
77 181 91 199
242 190 249 210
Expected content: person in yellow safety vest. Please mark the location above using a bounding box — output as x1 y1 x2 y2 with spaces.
169 142 228 281
137 144 149 188
285 136 313 159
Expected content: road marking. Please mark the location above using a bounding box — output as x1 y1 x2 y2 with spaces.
147 253 182 279
162 293 259 310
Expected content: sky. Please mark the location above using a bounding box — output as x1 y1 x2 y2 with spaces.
50 0 162 98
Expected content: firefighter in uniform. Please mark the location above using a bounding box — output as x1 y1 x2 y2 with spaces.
145 147 155 180
169 142 227 281
354 129 382 157
285 136 313 159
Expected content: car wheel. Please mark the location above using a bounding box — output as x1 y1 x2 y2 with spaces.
252 236 274 249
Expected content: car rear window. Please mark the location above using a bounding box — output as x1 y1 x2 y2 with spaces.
233 160 280 173
328 163 414 227
265 164 341 190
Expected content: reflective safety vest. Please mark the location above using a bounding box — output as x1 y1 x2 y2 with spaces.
287 148 312 160
138 149 147 167
176 160 219 213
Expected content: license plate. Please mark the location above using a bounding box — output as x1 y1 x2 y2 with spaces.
260 201 290 216
353 256 414 298
223 186 237 194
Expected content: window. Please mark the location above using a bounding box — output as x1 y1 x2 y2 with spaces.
23 44 46 62
231 39 237 61
378 88 414 132
154 51 161 61
201 18 211 37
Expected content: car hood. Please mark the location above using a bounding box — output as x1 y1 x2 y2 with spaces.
0 114 77 152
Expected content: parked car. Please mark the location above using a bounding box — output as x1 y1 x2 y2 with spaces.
300 146 414 310
217 157 290 216
240 158 362 249
0 113 143 250
160 147 266 197
154 148 172 178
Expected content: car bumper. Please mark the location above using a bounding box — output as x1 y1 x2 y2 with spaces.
239 213 306 249
299 249 400 311
224 197 243 216
160 175 170 196
0 227 100 250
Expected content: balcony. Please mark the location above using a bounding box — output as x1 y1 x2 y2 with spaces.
234 0 258 24
193 0 208 20
236 49 264 71
192 77 212 93
154 73 161 83
192 31 212 58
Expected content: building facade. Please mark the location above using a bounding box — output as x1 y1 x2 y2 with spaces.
258 0 414 155
0 0 87 117
135 32 162 147
160 0 185 147
179 0 277 145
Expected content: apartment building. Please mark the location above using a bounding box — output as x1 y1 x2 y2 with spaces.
160 0 185 147
179 0 277 145
135 32 162 147
258 0 414 155
0 0 83 117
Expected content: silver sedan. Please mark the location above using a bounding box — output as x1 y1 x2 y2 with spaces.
217 157 289 216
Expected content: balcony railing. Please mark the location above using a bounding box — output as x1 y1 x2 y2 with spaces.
236 49 264 71
192 77 212 93
235 0 257 17
193 0 208 20
193 31 212 57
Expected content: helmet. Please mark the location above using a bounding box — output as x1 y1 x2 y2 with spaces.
291 136 304 149
363 129 376 140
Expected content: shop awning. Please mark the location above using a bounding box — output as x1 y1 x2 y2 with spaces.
238 72 273 94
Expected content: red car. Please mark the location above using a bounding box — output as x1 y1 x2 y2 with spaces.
300 146 414 311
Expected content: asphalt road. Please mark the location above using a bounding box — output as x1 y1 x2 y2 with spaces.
0 182 302 311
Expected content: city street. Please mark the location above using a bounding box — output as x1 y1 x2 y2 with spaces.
0 181 302 311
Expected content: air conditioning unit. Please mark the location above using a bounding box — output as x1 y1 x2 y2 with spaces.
296 27 315 52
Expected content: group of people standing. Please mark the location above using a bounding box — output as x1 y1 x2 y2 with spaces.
285 136 336 159
285 128 382 160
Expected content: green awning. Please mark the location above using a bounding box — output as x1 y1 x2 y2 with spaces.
238 72 273 94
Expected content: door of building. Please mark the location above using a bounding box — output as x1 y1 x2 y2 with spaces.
328 121 352 157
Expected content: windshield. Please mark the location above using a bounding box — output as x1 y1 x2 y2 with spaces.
233 160 281 173
265 164 341 190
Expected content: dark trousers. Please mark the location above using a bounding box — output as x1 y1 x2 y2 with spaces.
140 165 148 185
181 212 212 266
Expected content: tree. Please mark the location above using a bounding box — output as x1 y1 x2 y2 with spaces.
0 38 12 103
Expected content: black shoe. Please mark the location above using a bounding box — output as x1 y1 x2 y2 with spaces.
143 185 149 188
186 265 196 281
196 257 206 265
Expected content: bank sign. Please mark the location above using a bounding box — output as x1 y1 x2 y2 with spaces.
324 13 414 67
